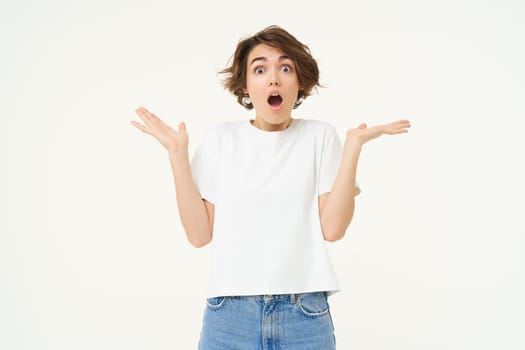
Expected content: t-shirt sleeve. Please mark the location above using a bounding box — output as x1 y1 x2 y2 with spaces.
318 126 361 196
190 126 218 204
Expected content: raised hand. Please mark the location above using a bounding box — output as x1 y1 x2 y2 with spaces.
131 107 189 155
346 119 411 146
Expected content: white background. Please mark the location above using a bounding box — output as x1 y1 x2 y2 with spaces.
2 0 524 349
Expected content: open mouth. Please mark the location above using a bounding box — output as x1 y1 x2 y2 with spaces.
267 93 283 108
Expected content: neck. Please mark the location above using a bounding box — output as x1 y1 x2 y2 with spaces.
251 117 292 132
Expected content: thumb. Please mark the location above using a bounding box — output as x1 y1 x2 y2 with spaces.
358 123 367 129
178 122 187 133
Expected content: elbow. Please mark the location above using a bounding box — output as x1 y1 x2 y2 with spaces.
188 236 212 248
320 213 353 242
191 241 210 248
186 228 213 248
323 229 346 242
321 219 350 242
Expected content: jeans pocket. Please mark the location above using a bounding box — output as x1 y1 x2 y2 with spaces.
297 292 330 318
205 296 227 310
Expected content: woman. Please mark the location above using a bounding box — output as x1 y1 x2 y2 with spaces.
132 25 410 350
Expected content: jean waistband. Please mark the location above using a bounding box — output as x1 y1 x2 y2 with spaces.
227 291 326 303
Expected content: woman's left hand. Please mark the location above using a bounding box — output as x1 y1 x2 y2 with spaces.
346 119 411 146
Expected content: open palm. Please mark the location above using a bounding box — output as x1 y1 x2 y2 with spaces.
131 107 189 154
346 119 411 145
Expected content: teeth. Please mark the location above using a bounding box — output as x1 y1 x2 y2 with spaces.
271 93 279 96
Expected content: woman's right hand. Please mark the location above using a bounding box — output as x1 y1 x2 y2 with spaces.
131 107 189 155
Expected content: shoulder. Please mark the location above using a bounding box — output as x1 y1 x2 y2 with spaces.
297 119 338 137
206 120 246 134
299 118 335 130
200 120 245 139
199 121 248 149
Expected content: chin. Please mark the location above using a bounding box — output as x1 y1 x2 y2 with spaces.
259 106 292 120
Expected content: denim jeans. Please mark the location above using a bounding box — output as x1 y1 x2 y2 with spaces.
198 292 336 350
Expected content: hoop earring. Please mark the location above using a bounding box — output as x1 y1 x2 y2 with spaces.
242 95 252 106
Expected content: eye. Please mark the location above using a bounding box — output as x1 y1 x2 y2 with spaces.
281 65 293 73
254 67 265 74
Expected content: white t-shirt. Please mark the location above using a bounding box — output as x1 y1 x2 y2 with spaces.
191 118 359 298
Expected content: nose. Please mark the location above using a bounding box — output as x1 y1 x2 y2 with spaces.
268 70 280 86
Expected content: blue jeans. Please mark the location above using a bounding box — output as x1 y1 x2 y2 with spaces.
198 292 336 350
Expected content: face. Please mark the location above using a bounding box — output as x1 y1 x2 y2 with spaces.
243 44 302 130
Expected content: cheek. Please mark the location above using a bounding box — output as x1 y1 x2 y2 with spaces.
246 77 265 93
287 74 300 85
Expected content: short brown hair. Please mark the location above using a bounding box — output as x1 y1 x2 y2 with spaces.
220 25 321 109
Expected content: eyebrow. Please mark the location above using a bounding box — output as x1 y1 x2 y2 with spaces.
249 55 292 66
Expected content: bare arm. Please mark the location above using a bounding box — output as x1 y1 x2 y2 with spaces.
131 107 213 247
319 120 411 242
168 151 214 247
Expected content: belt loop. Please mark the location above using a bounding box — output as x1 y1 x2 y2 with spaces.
290 294 297 303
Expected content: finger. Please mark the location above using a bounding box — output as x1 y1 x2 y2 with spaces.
141 107 158 121
179 122 187 133
358 123 367 129
385 128 409 135
135 107 148 116
396 120 411 128
130 120 150 134
136 107 162 125
385 121 410 132
135 107 152 124
146 110 160 122
387 120 409 126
